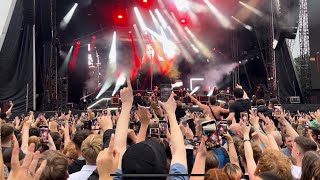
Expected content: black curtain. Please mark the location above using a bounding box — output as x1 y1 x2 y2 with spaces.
0 0 34 111
275 41 303 103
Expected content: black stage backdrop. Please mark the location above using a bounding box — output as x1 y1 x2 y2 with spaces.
0 0 34 111
275 41 303 103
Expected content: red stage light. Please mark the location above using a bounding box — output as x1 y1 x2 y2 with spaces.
117 15 123 19
143 0 148 3
181 19 186 23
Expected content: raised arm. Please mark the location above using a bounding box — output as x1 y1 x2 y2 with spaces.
223 132 240 167
186 93 207 110
190 137 207 180
159 93 187 167
277 111 299 139
136 106 151 143
263 122 280 151
64 114 71 146
240 122 257 179
251 113 270 150
236 84 249 100
114 77 133 170
21 114 33 154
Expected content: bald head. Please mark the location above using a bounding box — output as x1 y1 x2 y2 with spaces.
229 123 243 139
271 131 283 147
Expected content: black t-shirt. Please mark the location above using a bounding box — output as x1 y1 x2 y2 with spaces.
229 99 251 123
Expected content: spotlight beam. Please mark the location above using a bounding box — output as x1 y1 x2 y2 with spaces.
203 0 232 29
239 1 263 17
60 3 78 30
134 7 147 31
231 16 253 31
58 46 74 75
96 32 117 99
155 9 168 29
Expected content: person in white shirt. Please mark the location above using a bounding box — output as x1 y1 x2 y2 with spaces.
68 134 103 180
291 136 317 180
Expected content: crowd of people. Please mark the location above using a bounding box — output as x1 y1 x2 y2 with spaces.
1 78 320 180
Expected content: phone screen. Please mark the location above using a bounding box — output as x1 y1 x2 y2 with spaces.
159 120 168 138
39 126 49 143
218 120 228 136
274 105 282 115
201 120 219 149
240 112 249 124
160 84 172 102
251 106 257 115
149 128 160 138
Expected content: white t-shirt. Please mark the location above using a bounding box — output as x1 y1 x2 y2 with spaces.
291 165 302 180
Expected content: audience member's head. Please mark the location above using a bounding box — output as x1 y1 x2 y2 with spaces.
2 147 25 171
205 169 230 180
72 130 92 152
176 100 183 108
122 139 168 179
255 149 292 180
209 96 217 106
29 127 40 137
256 99 266 106
81 134 103 165
268 98 280 109
62 142 78 165
300 151 320 180
36 150 68 180
292 136 318 162
238 142 262 166
308 127 320 144
223 163 242 180
271 131 283 147
28 136 40 150
284 135 293 152
50 132 62 150
205 151 220 172
233 88 244 99
1 124 14 146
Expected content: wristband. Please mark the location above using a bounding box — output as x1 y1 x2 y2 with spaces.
243 139 250 143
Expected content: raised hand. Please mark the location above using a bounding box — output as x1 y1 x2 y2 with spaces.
98 114 113 131
158 92 177 114
137 106 151 125
249 110 259 127
120 77 133 107
96 134 120 180
240 121 251 138
8 142 47 180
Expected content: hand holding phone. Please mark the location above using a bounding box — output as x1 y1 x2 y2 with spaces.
39 125 49 143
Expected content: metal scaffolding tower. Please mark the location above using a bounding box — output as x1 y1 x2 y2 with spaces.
299 0 311 103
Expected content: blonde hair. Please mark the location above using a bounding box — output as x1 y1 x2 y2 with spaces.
37 150 68 180
81 134 103 164
223 163 242 180
28 136 40 149
255 149 292 180
62 142 78 160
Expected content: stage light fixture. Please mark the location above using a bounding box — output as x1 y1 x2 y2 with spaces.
143 0 148 3
203 0 232 29
60 3 78 30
